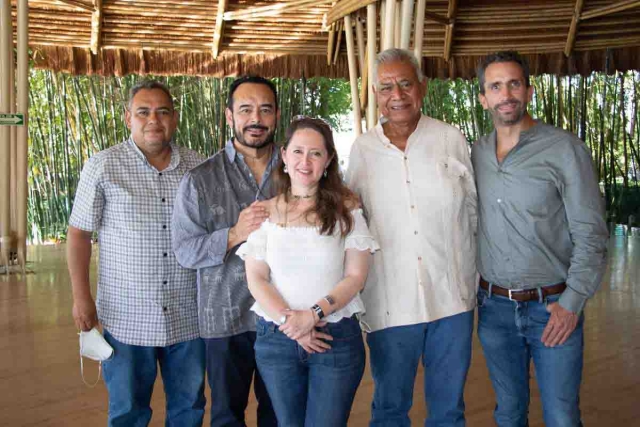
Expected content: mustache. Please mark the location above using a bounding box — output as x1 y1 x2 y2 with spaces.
496 99 521 109
243 125 269 132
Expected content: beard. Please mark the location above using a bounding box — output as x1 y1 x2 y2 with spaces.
489 99 528 126
232 119 276 149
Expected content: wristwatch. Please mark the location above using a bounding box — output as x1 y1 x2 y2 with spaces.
311 304 325 320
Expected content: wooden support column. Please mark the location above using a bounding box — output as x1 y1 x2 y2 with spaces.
0 0 12 270
355 17 366 77
413 0 426 69
565 0 584 57
16 0 28 271
344 15 363 136
90 0 102 55
367 2 377 127
327 23 336 65
443 0 457 61
394 0 402 48
333 21 343 65
382 0 396 50
213 0 227 59
400 0 414 49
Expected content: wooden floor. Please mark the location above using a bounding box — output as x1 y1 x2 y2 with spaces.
1 235 639 426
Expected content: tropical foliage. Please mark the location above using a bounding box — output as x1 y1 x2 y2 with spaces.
25 70 640 242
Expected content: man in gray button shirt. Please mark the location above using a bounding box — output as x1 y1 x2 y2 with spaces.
172 76 278 427
472 51 608 427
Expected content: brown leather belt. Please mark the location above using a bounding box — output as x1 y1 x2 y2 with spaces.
479 277 566 302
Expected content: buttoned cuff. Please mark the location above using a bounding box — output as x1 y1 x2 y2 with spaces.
558 286 587 314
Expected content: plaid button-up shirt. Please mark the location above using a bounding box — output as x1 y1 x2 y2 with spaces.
69 138 204 347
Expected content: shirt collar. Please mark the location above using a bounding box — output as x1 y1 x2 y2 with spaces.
127 137 180 172
225 138 280 168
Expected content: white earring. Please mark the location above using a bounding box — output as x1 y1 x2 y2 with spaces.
323 169 328 178
284 164 288 173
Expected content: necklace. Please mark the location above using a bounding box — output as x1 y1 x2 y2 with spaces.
289 189 316 200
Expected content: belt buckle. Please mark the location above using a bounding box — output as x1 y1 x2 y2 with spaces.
508 289 522 301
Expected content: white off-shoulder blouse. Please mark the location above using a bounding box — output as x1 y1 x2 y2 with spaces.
237 209 379 324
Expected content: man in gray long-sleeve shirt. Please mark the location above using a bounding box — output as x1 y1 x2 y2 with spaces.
472 51 608 427
172 76 278 427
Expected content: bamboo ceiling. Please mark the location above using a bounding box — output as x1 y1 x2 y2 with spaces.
11 0 640 78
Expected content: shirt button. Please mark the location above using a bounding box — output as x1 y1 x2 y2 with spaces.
158 173 163 176
162 280 167 285
406 180 410 184
414 231 418 235
497 198 502 203
162 307 168 312
404 156 408 160
418 256 422 261
162 225 167 229
411 205 415 209
161 198 166 202
163 252 168 257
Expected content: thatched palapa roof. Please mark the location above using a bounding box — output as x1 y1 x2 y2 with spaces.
12 0 640 79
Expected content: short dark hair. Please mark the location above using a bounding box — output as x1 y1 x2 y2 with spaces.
477 51 531 94
128 80 173 110
227 76 278 110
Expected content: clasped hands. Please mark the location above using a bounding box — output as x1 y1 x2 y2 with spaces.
279 308 333 354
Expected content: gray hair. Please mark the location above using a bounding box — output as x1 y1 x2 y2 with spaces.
127 80 174 110
374 48 424 84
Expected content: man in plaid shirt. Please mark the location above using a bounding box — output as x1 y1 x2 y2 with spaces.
67 80 205 426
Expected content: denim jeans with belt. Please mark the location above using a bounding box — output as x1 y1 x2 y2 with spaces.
255 315 366 427
477 286 585 427
102 330 206 427
366 310 474 427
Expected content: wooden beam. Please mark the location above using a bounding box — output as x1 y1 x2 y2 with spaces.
333 21 343 65
564 0 584 57
345 14 362 136
325 0 377 27
90 0 102 55
327 22 336 65
424 10 451 26
212 0 227 58
226 0 330 21
581 0 640 21
355 17 366 77
443 0 457 61
54 0 93 13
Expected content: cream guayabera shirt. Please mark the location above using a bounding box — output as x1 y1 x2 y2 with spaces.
346 115 477 332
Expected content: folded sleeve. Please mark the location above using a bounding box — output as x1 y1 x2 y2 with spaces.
236 223 269 261
345 209 380 253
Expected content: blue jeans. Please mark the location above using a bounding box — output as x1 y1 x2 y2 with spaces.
204 331 276 427
367 310 474 427
102 331 206 427
477 287 584 427
255 316 366 427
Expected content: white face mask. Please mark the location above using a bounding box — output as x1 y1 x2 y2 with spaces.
79 328 114 387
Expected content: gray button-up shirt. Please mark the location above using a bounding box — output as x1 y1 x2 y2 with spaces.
471 122 608 313
69 138 204 347
172 141 279 338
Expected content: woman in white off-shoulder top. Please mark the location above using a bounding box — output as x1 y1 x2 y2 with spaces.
237 117 378 427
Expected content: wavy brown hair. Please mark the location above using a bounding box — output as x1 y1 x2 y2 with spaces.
274 116 357 237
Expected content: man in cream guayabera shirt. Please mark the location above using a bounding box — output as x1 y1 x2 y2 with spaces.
347 48 477 427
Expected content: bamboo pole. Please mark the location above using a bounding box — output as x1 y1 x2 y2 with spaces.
55 0 94 12
581 0 640 21
224 0 329 21
367 2 377 127
327 22 335 65
355 17 365 76
213 0 227 58
0 0 11 270
394 1 401 48
413 0 425 68
380 0 386 53
400 0 414 49
383 0 395 50
564 0 584 56
333 21 343 65
17 0 28 270
344 15 362 136
90 0 102 55
325 0 377 26
443 0 457 61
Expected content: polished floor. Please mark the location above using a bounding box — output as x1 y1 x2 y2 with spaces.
0 235 638 426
